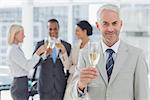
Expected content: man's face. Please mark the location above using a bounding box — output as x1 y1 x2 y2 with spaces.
97 9 122 47
48 22 59 38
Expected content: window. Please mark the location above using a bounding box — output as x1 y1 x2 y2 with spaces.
33 7 68 41
0 7 21 67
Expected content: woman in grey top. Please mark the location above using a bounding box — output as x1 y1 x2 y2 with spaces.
7 24 47 100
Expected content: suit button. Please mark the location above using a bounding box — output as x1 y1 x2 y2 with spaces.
106 92 109 97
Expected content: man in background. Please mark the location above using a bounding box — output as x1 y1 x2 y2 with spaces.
34 19 71 100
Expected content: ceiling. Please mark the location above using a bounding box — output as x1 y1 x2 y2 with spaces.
0 0 150 7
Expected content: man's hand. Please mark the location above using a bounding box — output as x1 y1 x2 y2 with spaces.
46 47 52 56
55 42 66 54
78 67 98 90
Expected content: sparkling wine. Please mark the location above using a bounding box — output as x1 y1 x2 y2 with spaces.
42 37 55 59
49 41 55 49
55 42 61 48
88 52 100 67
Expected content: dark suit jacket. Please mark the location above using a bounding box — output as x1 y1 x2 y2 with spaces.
34 39 71 99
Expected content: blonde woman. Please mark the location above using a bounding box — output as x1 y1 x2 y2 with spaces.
64 20 93 100
7 24 46 100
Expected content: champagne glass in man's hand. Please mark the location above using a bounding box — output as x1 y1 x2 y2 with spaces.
88 41 100 87
54 38 66 54
88 41 100 67
42 37 55 59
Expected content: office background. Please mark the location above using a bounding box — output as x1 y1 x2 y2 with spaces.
0 0 149 99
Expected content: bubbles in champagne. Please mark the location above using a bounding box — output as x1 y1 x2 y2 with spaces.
88 52 100 67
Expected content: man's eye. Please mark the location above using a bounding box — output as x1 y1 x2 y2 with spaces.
103 22 108 26
112 21 117 25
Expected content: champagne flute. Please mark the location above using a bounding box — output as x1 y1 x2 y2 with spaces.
48 37 55 49
55 39 61 49
88 41 100 67
42 37 55 59
88 41 100 87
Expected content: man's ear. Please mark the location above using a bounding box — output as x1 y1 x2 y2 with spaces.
95 22 100 29
120 20 123 27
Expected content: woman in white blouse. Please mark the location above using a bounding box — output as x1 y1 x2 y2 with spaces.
7 24 46 100
64 20 93 100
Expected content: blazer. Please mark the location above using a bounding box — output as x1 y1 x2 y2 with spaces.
67 40 88 81
63 40 88 100
71 40 149 100
34 39 71 99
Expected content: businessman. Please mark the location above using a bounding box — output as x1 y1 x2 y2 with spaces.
71 4 149 100
34 19 71 100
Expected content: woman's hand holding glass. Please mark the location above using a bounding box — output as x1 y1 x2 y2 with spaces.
35 44 47 56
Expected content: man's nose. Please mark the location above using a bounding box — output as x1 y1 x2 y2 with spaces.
51 29 56 33
107 25 114 32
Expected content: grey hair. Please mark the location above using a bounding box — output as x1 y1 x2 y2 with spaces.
97 4 121 22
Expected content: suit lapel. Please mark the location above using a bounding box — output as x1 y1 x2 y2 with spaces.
97 43 108 85
58 40 64 57
73 40 82 64
109 41 128 85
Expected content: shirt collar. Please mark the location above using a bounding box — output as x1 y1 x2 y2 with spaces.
101 39 120 54
51 37 61 43
57 37 61 41
12 43 20 48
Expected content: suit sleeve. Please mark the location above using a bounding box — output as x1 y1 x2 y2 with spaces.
59 41 71 70
134 51 149 100
70 51 88 99
33 40 44 54
33 40 44 68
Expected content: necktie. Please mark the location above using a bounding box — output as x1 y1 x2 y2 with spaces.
52 47 57 63
106 49 114 82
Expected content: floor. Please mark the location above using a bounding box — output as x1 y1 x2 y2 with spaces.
1 75 150 100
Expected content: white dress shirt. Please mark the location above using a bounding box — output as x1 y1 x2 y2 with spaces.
78 39 121 96
55 38 71 73
7 44 40 77
41 37 70 74
101 39 120 61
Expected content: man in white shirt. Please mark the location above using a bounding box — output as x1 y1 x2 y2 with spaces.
70 4 149 100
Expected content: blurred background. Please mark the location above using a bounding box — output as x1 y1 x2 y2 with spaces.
0 0 149 99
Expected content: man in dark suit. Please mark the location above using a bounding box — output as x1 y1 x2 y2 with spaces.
34 19 71 100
